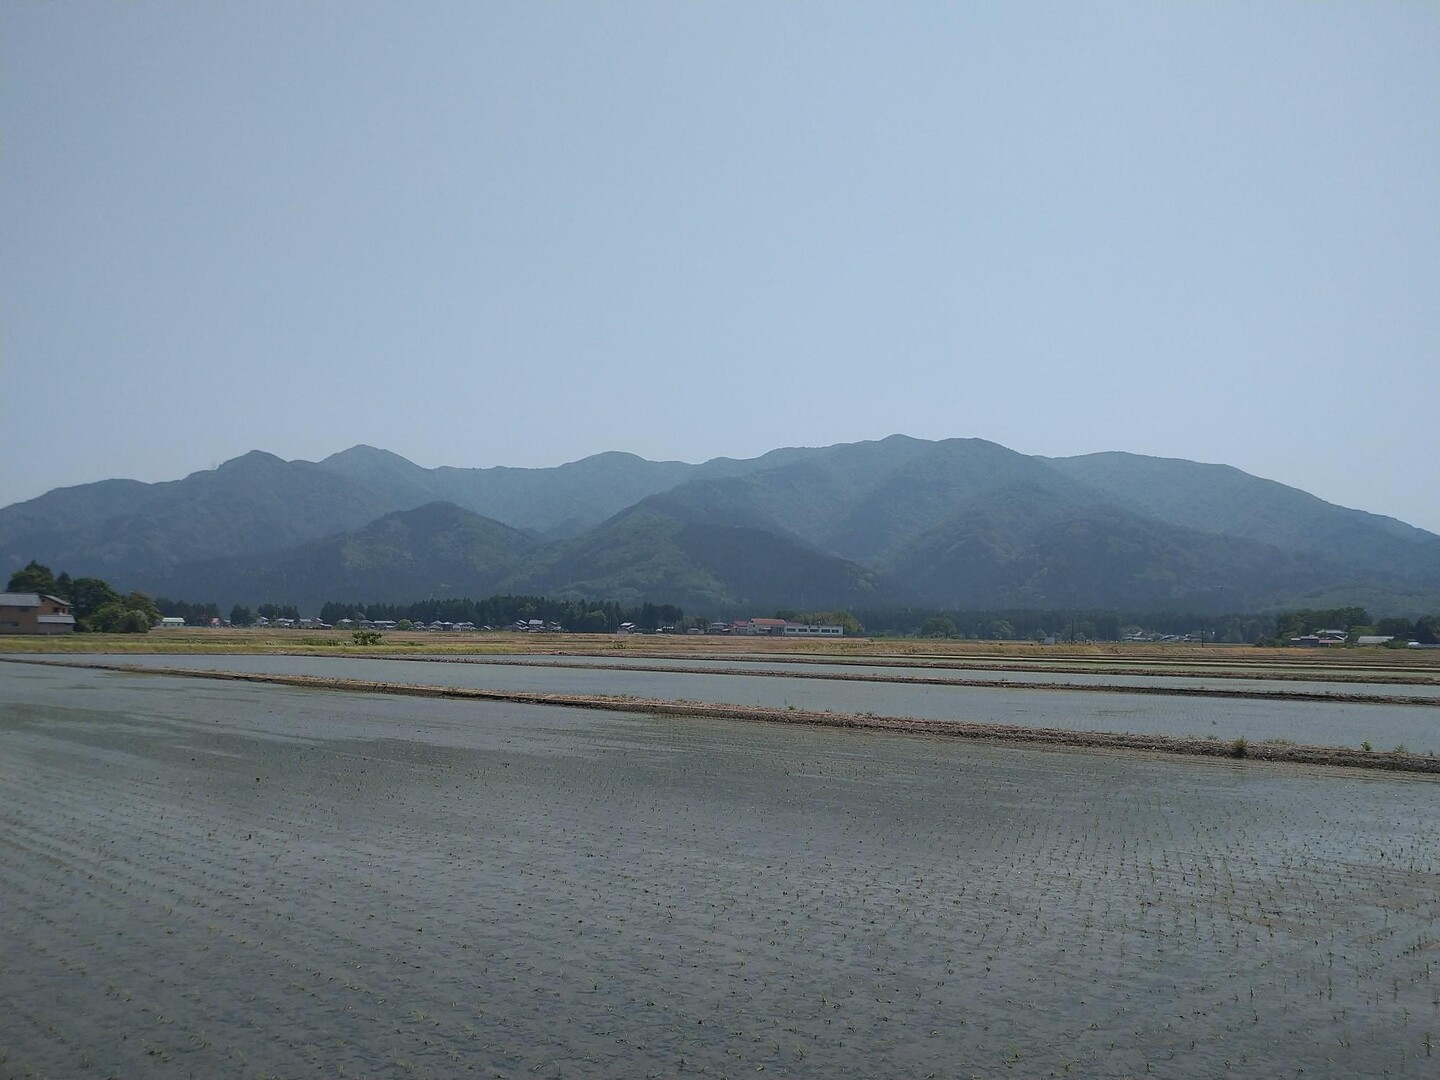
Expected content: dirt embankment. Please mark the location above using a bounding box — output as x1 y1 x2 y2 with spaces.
8 656 1438 775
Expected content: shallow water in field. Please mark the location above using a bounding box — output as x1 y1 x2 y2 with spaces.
436 651 1440 699
45 651 1440 753
1 663 1438 1078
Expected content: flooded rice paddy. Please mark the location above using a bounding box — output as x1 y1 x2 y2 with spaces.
45 651 1440 754
422 652 1440 699
2 661 1438 1078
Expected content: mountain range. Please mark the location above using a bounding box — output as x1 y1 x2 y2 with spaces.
3 436 1437 615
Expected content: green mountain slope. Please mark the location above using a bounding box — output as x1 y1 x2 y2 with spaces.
0 451 434 580
150 502 535 611
875 481 1349 610
319 446 761 539
1048 452 1440 587
640 436 1103 564
4 436 1436 613
506 503 908 612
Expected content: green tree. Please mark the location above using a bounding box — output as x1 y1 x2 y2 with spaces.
123 592 161 626
88 601 151 633
917 616 957 638
69 577 120 621
7 561 57 594
1375 616 1415 638
230 604 255 627
1415 615 1440 646
573 609 610 633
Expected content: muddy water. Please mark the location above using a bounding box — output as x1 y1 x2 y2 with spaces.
2 663 1438 1078
53 652 1440 753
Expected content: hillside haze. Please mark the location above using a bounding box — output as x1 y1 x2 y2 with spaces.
3 437 1436 614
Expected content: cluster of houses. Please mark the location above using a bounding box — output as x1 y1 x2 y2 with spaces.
1288 630 1433 648
1122 631 1205 644
315 616 841 635
340 618 484 632
331 617 843 635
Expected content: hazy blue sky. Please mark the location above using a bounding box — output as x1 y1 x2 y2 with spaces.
4 3 1438 530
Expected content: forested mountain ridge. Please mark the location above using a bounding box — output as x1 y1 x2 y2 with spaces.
147 502 538 614
3 437 1436 613
315 444 787 538
0 451 426 580
1046 452 1440 587
504 502 907 612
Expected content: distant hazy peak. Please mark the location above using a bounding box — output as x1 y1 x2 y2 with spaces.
209 449 288 473
320 444 421 466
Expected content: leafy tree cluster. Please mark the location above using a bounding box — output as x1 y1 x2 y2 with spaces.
5 560 158 633
1269 607 1372 642
916 616 959 638
857 607 1120 641
1254 608 1440 646
1359 615 1440 645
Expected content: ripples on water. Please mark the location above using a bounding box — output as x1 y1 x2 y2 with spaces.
1 663 1437 1077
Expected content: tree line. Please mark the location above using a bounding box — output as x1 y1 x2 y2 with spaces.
12 559 1436 644
1268 608 1439 645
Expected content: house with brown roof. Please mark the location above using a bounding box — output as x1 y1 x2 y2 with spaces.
0 592 76 635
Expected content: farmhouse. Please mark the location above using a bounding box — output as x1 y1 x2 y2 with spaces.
0 592 76 635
